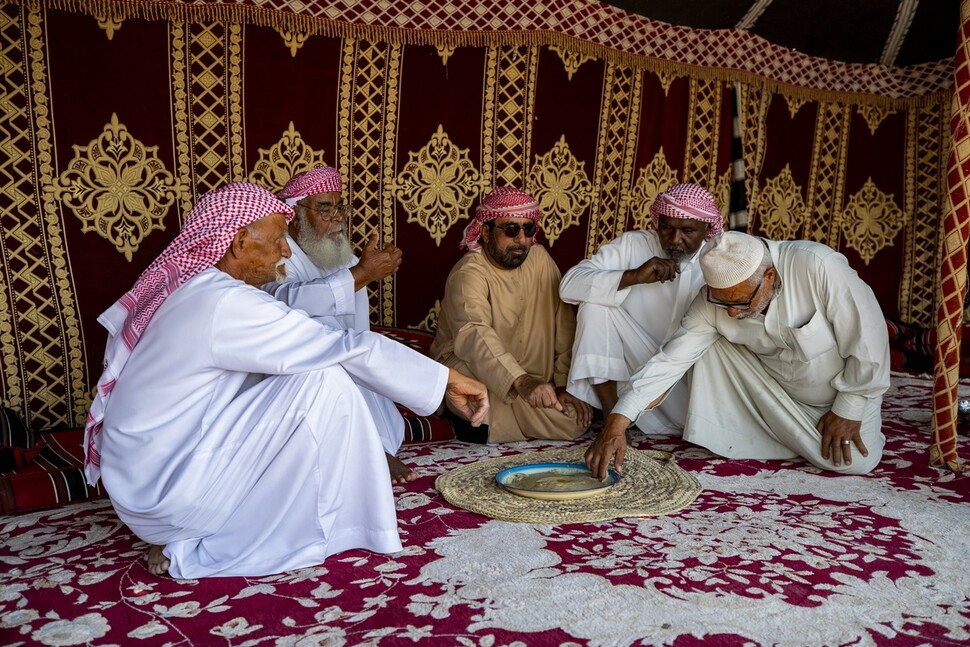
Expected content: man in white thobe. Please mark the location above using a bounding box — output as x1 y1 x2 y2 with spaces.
560 183 723 433
83 182 488 579
261 167 414 482
585 231 889 477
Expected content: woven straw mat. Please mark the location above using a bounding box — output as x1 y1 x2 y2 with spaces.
435 446 702 524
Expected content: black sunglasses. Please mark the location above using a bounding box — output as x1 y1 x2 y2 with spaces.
487 221 537 238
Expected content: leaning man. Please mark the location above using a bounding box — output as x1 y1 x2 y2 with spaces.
560 183 722 433
586 231 889 477
431 186 591 443
84 182 488 578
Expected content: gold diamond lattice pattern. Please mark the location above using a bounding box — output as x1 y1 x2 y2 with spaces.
840 178 905 265
758 164 807 241
528 135 592 245
54 113 181 261
249 121 328 192
392 125 484 246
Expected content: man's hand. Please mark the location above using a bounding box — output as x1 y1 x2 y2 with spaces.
513 375 563 411
818 410 866 467
584 413 632 479
351 232 403 291
445 369 489 427
557 388 593 429
619 257 679 288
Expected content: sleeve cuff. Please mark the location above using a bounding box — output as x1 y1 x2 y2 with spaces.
831 392 866 421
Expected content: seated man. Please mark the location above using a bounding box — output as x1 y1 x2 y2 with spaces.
560 183 722 433
585 231 890 477
431 186 591 443
84 182 488 579
262 166 414 483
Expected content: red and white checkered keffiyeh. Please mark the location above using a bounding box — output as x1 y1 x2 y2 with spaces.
278 166 343 207
460 186 542 251
649 183 723 239
83 182 293 485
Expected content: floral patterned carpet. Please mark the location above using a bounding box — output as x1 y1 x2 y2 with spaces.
2 373 969 646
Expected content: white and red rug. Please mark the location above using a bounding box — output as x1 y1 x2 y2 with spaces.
1 373 968 646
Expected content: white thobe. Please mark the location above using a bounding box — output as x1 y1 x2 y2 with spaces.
262 235 405 457
612 240 890 474
99 268 448 578
559 230 706 433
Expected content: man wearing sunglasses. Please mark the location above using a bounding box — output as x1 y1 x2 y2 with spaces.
264 166 414 484
431 187 593 443
560 183 723 434
586 231 889 478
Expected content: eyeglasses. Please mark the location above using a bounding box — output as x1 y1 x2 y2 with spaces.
707 275 763 311
487 221 537 238
297 201 351 221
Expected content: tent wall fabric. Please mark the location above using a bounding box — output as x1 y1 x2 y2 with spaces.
0 0 961 468
934 0 970 471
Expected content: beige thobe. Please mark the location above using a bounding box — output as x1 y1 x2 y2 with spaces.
431 246 586 442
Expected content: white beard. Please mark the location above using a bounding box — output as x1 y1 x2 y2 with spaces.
274 259 288 282
297 225 355 272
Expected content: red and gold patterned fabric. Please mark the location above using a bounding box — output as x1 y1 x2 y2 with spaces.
931 0 970 471
0 0 958 469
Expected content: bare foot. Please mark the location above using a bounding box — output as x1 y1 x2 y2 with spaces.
144 545 170 576
386 452 416 484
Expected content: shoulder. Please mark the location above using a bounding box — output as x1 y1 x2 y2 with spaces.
445 252 491 288
190 269 290 314
601 229 658 250
527 245 560 273
599 230 662 260
774 240 844 269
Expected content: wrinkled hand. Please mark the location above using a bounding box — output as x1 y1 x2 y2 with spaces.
445 368 489 427
352 232 403 290
557 388 593 429
584 414 632 479
632 257 680 284
818 410 866 467
513 375 563 411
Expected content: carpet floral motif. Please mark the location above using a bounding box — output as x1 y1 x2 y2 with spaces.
1 373 968 646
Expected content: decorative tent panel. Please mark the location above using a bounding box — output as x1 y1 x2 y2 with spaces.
741 89 949 328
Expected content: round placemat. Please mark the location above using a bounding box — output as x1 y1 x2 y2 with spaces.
435 447 702 524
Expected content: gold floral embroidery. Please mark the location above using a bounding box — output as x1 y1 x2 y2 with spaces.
54 113 183 261
392 125 485 246
757 164 807 241
527 135 592 245
549 44 592 80
249 122 328 192
840 178 904 265
625 148 679 231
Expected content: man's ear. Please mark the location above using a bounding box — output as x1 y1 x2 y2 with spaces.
228 227 248 258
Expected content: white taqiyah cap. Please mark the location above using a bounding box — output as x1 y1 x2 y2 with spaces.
699 231 765 289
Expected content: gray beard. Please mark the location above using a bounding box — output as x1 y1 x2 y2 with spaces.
297 227 355 273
